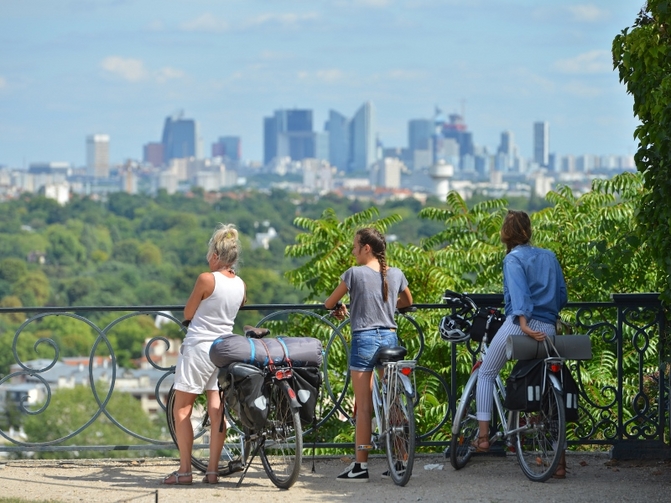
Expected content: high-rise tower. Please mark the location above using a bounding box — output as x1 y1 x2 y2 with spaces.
86 134 110 178
349 101 376 172
162 112 200 161
533 121 549 168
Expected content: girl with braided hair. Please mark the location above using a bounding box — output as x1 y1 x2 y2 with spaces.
325 227 413 482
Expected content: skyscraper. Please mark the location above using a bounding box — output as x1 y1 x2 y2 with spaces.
263 109 316 165
86 134 110 178
325 110 349 171
212 136 241 161
162 113 200 161
349 101 376 172
408 119 433 151
533 121 549 168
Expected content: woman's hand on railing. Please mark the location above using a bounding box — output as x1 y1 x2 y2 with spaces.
327 301 348 321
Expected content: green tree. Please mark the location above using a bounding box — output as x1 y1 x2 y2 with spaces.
12 270 50 306
23 385 163 459
613 1 671 299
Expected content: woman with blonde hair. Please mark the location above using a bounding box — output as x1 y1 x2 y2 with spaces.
162 223 246 485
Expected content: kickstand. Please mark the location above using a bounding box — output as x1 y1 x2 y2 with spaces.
236 437 264 488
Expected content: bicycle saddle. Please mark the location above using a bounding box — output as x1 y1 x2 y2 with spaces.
244 326 270 339
373 346 408 364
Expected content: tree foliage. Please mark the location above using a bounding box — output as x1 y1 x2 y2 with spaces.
613 1 671 300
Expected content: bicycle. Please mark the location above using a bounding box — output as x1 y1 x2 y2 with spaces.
443 290 566 482
333 304 418 486
166 325 307 489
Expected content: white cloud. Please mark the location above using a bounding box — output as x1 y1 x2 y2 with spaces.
386 69 426 80
567 4 609 22
156 67 185 83
0 76 6 90
181 13 229 32
297 69 344 82
554 50 611 74
563 80 603 98
101 57 185 83
245 12 319 28
101 56 148 82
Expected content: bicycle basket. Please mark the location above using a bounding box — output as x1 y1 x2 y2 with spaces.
439 314 471 342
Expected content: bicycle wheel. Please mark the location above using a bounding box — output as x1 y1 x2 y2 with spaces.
166 386 248 476
513 383 566 482
449 375 478 470
260 382 303 489
384 376 415 486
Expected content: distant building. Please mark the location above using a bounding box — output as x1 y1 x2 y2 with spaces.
533 121 550 168
212 136 241 161
349 101 376 172
325 110 349 171
162 113 200 161
370 157 404 189
86 134 110 178
143 142 164 167
264 109 319 166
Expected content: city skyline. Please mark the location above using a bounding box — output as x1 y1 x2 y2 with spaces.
1 1 640 167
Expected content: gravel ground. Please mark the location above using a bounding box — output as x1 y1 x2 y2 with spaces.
0 452 669 503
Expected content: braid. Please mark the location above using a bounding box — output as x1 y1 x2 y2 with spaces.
356 227 389 302
377 252 389 302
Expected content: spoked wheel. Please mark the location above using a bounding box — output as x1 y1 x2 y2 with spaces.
384 380 415 486
166 386 248 476
449 378 479 470
513 384 566 482
259 382 303 489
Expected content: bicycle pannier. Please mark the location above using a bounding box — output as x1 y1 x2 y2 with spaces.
470 307 505 343
562 366 580 423
292 366 322 426
218 363 270 431
503 359 544 412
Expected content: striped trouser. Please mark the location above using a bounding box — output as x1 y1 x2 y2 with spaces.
475 317 556 421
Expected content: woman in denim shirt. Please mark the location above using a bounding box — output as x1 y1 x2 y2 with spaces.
474 210 568 477
325 227 413 482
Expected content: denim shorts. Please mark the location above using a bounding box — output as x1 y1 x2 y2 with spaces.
350 328 398 372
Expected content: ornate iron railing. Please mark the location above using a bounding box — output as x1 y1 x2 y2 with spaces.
0 294 668 459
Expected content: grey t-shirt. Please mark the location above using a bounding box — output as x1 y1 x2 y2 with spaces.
341 265 409 332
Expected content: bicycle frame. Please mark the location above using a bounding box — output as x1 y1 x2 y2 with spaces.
371 360 416 449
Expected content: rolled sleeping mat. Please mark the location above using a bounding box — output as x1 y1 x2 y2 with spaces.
210 334 323 368
505 334 592 361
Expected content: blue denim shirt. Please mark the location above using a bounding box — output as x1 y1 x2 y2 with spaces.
503 244 568 325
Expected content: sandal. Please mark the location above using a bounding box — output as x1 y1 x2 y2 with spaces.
471 435 490 453
202 471 219 484
161 471 193 485
553 452 567 479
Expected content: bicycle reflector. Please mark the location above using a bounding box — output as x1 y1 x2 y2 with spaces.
275 368 293 380
550 363 562 373
400 366 413 376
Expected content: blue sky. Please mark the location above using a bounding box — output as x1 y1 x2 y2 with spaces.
0 1 642 167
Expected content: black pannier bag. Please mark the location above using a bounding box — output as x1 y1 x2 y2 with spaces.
291 366 322 426
470 307 505 343
562 365 580 423
218 362 269 431
503 359 544 412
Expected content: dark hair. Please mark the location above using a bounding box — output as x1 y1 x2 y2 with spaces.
500 210 532 254
356 227 388 301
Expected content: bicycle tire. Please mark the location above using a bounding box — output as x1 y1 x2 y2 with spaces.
260 381 303 489
449 373 479 470
384 380 415 486
413 365 451 440
513 383 566 482
166 386 248 476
